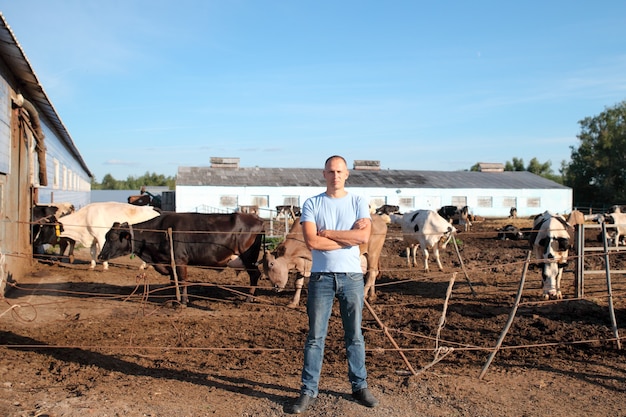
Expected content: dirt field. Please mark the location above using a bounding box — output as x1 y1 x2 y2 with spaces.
1 217 625 417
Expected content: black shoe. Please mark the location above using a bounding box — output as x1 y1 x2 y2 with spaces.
291 393 316 414
352 388 379 408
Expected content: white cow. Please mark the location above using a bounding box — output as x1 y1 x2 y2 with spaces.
529 211 572 300
55 202 161 270
602 212 626 247
390 209 456 272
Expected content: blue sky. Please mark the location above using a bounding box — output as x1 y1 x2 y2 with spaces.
2 1 625 181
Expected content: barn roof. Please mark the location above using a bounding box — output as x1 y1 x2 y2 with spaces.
0 13 93 178
177 166 570 190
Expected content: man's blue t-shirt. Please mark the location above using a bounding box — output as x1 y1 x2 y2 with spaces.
300 192 371 273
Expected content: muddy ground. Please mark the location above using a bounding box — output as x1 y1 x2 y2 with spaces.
1 217 625 417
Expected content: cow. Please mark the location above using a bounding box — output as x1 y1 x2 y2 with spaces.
128 194 151 206
437 205 458 222
565 209 586 250
375 204 400 215
34 202 161 270
566 210 585 227
262 214 389 306
389 209 456 272
528 211 572 300
457 205 472 232
275 205 301 219
98 212 265 305
509 207 518 219
497 224 524 240
128 186 162 208
32 203 75 258
602 212 626 247
437 205 472 232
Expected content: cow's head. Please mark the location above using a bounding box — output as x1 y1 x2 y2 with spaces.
262 250 290 291
98 222 131 261
438 226 455 249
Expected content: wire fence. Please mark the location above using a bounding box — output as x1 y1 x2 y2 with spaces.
2 216 625 378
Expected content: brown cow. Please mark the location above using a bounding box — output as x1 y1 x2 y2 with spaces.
566 209 586 248
566 209 585 227
262 214 388 307
99 212 264 305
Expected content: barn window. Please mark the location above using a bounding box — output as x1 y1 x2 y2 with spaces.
369 197 386 209
251 195 268 207
0 120 9 174
527 197 541 208
62 166 67 190
477 196 493 208
282 196 299 207
451 196 467 207
53 159 59 189
0 80 9 174
0 177 4 217
220 195 238 208
398 196 414 210
502 197 517 209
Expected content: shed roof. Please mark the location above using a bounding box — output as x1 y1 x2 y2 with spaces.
177 166 569 190
0 13 92 178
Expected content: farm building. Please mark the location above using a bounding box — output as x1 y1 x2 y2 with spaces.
175 157 572 219
0 13 92 295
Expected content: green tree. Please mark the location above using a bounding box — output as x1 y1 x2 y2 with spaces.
565 100 626 205
504 157 525 171
470 157 563 183
91 172 176 190
526 158 545 175
100 173 120 189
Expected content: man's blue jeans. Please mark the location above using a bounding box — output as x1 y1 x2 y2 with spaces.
300 272 368 398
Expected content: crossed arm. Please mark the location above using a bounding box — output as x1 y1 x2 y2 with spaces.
301 218 371 251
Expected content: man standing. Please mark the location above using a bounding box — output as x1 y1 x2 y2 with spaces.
291 155 379 414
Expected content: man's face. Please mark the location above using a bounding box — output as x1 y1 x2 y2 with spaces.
323 158 349 189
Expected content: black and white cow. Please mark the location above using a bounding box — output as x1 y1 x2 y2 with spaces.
98 212 265 305
32 203 75 258
375 204 400 215
600 212 626 247
528 211 572 300
389 209 455 272
437 205 472 232
497 224 524 240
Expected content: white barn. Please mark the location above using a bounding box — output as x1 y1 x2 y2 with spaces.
174 158 572 219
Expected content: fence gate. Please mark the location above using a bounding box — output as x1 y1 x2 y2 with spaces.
574 222 623 349
575 223 626 297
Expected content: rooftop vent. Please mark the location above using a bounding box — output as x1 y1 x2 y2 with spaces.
478 162 505 173
210 157 240 169
353 160 380 171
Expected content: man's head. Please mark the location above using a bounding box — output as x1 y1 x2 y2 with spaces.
323 155 349 194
